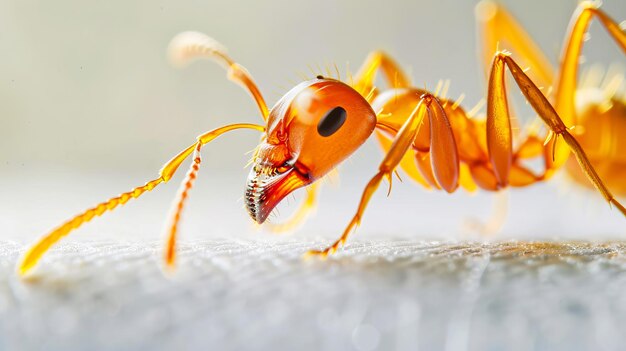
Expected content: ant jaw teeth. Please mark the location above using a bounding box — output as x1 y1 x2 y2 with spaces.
245 176 265 224
245 164 282 224
244 164 307 225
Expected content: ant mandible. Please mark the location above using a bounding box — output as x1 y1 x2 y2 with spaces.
18 1 626 276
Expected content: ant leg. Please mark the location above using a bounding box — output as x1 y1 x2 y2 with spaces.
375 131 432 189
424 100 460 193
352 51 411 97
486 50 515 187
18 123 265 276
266 182 320 234
266 170 344 234
462 190 509 237
492 52 626 216
306 99 429 257
555 2 626 122
168 32 269 119
548 2 626 172
476 0 563 178
355 53 435 188
475 0 554 89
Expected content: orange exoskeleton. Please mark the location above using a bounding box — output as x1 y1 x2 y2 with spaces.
245 79 376 223
18 1 626 276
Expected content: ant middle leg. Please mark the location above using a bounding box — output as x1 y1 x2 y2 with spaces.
478 1 626 175
307 94 460 256
352 51 412 98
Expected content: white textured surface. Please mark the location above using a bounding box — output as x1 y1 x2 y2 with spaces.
2 239 626 351
1 168 626 351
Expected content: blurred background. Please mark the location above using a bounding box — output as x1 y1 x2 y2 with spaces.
1 0 625 242
1 1 626 350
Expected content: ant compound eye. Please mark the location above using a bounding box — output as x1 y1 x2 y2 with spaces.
317 106 347 137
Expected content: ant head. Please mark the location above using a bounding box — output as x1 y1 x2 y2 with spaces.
245 77 376 223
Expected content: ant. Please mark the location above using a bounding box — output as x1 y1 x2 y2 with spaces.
18 1 626 276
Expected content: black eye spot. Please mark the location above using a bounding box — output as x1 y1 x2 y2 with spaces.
317 106 347 137
316 75 324 79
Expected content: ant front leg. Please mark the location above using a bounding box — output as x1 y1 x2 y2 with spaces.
265 182 320 234
307 93 459 257
489 52 626 217
19 123 265 276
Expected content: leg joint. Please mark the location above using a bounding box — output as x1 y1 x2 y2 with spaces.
493 50 512 61
419 92 435 105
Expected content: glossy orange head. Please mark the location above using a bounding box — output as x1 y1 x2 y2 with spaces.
245 77 376 223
